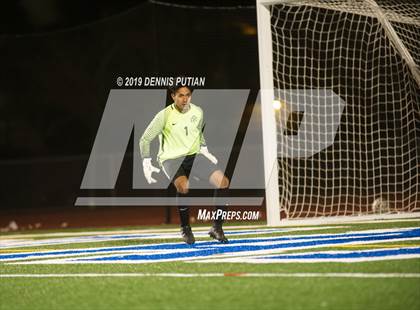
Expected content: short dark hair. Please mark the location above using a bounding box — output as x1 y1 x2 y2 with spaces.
169 83 193 95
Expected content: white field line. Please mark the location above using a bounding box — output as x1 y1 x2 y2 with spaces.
3 228 417 259
194 247 420 264
0 225 348 240
9 236 420 265
2 215 419 240
278 214 420 227
345 218 420 225
188 237 420 262
1 215 418 240
0 229 287 248
1 272 419 279
0 226 346 249
3 216 418 240
3 249 198 263
0 225 269 239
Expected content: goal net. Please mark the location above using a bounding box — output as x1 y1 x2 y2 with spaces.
257 0 420 221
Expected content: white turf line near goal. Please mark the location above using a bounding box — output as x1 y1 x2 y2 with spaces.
256 0 420 226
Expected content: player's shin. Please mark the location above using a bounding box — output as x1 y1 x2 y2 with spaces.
213 188 229 227
209 188 229 243
177 192 195 244
176 192 190 227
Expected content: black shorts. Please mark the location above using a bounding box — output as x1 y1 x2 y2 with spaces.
161 154 219 182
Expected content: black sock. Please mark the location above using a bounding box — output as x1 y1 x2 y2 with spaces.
178 207 190 227
177 192 190 227
214 188 229 227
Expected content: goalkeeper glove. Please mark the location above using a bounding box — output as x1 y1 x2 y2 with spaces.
200 146 218 165
142 158 160 184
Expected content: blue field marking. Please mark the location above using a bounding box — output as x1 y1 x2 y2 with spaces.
2 227 419 261
0 228 289 249
5 227 419 264
73 228 420 262
262 247 420 260
198 246 420 263
1 227 418 261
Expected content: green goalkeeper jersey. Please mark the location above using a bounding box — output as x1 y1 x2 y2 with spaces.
139 103 206 165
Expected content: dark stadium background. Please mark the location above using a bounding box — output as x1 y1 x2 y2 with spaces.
0 0 264 229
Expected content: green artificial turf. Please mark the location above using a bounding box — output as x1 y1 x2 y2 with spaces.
1 220 419 310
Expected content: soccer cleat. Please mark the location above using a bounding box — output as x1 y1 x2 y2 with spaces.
209 225 228 243
180 225 195 244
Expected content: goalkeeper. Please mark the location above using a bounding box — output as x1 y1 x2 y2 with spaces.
139 84 229 244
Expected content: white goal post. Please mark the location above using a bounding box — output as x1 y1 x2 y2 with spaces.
256 0 420 225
